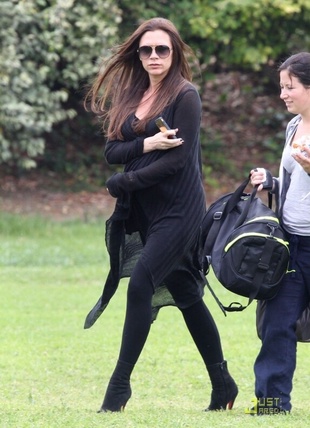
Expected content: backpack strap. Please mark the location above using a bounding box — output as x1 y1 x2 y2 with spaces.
203 176 256 270
205 280 250 314
205 279 227 316
233 180 258 228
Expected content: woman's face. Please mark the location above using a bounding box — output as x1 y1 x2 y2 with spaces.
138 30 173 81
280 70 310 115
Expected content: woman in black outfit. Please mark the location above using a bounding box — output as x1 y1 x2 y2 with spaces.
84 17 238 413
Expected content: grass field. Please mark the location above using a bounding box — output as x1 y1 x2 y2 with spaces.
0 212 309 427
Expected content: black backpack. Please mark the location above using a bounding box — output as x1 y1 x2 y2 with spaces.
200 177 290 314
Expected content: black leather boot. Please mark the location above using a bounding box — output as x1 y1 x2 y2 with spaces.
205 360 238 411
98 360 134 412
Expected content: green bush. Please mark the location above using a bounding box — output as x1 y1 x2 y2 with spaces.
1 0 310 177
0 0 121 170
183 0 310 72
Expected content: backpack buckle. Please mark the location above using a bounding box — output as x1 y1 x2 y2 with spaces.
258 262 269 271
213 211 223 220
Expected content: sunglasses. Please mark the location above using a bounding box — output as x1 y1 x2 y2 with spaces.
137 45 172 60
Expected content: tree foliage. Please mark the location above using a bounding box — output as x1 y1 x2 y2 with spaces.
0 0 121 170
188 0 310 71
1 0 310 173
118 0 310 72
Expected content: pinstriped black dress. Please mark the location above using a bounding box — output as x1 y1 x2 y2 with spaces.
84 82 207 329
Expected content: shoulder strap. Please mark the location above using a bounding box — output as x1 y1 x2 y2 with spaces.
203 176 255 258
205 279 250 314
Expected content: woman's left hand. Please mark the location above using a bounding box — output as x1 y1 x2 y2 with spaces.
292 145 310 175
106 173 124 198
143 131 183 153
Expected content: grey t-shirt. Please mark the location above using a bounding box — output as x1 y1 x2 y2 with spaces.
281 135 310 235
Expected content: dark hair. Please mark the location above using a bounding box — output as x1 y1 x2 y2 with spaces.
85 17 195 139
278 52 310 87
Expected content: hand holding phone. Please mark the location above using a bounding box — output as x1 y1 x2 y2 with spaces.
155 116 177 139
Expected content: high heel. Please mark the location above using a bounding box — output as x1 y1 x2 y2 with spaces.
205 360 238 411
97 360 134 413
98 382 132 412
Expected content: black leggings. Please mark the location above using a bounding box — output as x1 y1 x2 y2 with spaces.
118 261 223 367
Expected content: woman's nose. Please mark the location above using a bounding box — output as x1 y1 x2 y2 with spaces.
280 90 287 99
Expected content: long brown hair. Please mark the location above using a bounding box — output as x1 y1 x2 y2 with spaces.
85 17 195 139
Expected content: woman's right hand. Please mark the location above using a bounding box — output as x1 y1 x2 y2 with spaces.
250 168 273 191
143 130 183 153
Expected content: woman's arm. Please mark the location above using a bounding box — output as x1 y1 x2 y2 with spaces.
105 126 182 164
105 137 145 164
106 88 202 197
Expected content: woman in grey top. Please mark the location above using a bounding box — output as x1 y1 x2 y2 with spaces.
250 52 310 414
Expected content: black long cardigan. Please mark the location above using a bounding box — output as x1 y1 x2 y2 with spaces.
84 82 207 329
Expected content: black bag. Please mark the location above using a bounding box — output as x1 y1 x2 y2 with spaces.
256 300 310 343
200 177 290 314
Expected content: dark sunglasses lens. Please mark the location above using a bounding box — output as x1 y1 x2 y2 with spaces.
156 45 170 58
138 45 171 59
139 46 152 59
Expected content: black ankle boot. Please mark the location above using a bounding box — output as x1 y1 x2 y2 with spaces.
98 360 134 413
205 360 238 411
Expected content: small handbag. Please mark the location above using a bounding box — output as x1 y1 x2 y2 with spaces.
256 300 310 343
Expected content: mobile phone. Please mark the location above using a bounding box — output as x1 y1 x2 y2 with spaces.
155 116 177 139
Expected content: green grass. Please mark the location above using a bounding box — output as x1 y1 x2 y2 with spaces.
0 212 309 427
